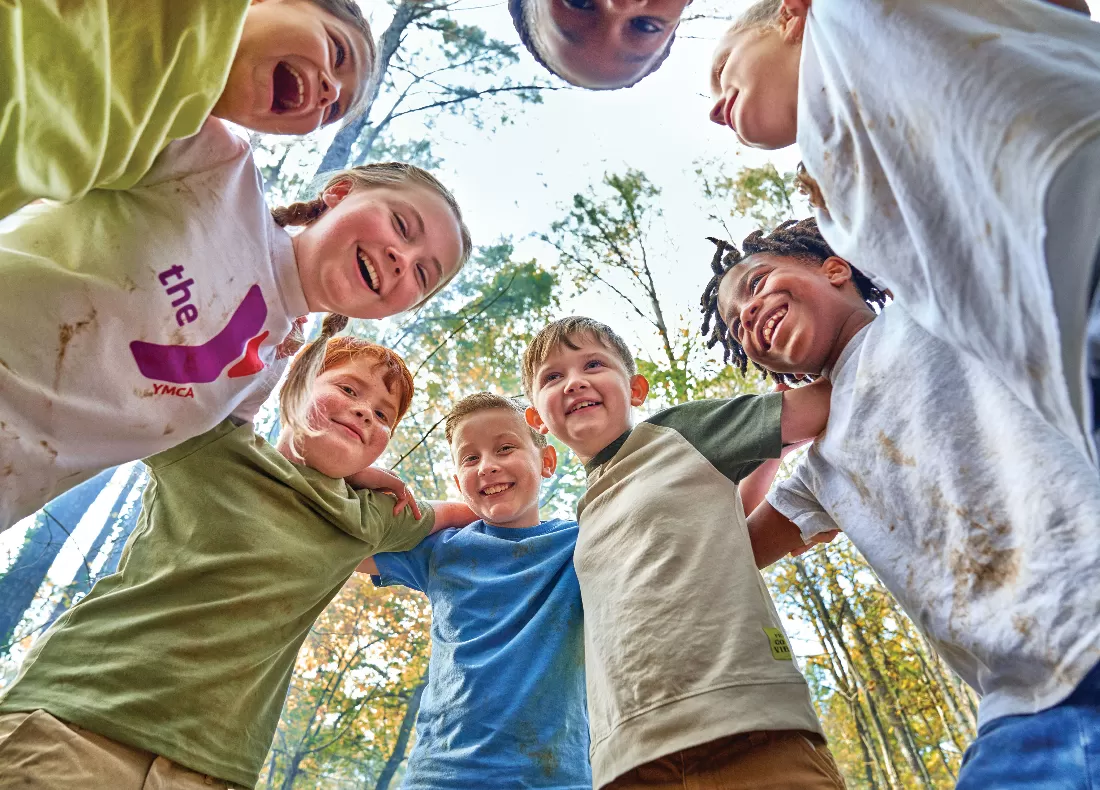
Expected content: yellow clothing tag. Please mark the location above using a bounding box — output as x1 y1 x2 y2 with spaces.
763 627 793 660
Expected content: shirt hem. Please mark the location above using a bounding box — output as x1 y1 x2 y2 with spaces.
0 699 257 788
589 680 823 789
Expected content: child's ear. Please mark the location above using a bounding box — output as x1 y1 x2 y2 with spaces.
629 374 650 408
541 445 558 478
780 0 810 42
322 178 354 208
822 256 853 287
525 406 550 435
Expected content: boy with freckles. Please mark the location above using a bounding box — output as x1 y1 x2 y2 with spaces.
522 316 843 789
700 218 1100 790
363 393 590 789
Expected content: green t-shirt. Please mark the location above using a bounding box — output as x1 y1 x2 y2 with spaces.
0 420 434 788
0 0 249 220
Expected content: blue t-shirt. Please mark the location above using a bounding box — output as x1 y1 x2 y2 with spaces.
372 518 589 789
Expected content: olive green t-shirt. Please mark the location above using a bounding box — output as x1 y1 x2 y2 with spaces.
0 0 249 220
0 420 434 787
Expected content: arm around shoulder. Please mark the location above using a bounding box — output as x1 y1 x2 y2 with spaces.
747 501 808 569
779 379 832 445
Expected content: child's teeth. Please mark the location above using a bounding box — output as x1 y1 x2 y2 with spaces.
294 71 304 107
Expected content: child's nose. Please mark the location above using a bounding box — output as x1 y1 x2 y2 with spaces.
318 73 341 108
709 98 728 127
386 245 412 280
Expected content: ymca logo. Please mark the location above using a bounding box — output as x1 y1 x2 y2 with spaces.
130 266 270 385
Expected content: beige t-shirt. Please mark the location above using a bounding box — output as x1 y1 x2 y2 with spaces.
0 419 434 788
576 395 823 788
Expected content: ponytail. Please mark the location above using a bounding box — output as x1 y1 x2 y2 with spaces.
278 312 350 453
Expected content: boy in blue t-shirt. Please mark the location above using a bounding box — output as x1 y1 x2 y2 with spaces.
360 392 589 789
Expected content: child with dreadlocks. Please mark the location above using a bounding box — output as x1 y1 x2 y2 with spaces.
700 217 1100 789
709 0 1100 463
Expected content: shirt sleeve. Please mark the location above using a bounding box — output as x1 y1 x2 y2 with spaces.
646 393 784 483
0 1 249 221
371 530 452 594
767 454 840 541
355 493 436 556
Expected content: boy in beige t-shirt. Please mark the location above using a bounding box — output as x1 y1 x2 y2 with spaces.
522 316 844 789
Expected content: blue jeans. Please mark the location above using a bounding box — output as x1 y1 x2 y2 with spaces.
956 662 1100 789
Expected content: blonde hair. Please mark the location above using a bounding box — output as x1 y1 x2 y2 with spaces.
279 329 415 449
730 0 785 33
271 162 473 308
302 0 378 123
445 392 547 449
521 316 635 399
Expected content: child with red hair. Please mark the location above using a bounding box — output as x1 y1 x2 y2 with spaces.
0 337 474 790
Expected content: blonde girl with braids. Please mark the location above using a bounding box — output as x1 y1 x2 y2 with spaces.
0 116 472 533
709 0 1100 464
1 0 375 221
0 337 476 789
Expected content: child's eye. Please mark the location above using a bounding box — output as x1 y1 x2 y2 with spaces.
749 273 765 294
340 384 356 395
331 35 346 69
499 445 516 454
395 213 408 238
375 410 390 424
416 263 428 290
543 372 561 384
730 317 743 339
563 0 595 8
462 454 478 464
585 360 603 370
630 17 664 34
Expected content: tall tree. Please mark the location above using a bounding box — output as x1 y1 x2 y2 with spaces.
253 0 553 204
0 467 116 654
544 168 759 408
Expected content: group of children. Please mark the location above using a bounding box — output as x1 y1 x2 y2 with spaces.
1 0 1098 788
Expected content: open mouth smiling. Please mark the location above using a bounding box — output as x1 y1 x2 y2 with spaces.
566 400 601 415
481 482 514 497
272 62 307 113
357 249 381 294
758 305 788 350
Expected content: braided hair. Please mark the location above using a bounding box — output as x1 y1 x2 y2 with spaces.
699 218 887 383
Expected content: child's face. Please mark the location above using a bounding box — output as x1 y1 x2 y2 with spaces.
717 254 859 375
212 0 369 135
531 0 690 89
292 358 399 479
450 409 557 529
293 182 463 319
525 334 648 463
708 18 803 149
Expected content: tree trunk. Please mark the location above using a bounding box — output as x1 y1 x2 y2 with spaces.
99 471 146 577
373 679 427 790
791 559 903 788
0 468 116 651
314 1 422 177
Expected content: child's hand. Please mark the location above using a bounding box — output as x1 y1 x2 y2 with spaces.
790 529 840 557
778 377 832 445
345 467 421 519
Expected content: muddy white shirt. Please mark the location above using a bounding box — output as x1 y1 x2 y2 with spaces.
769 306 1100 726
0 119 307 530
798 0 1100 461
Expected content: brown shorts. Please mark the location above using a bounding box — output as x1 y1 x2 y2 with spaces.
0 710 241 790
604 729 847 790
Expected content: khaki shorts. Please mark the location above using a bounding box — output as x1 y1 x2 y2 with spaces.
0 710 241 790
604 729 847 790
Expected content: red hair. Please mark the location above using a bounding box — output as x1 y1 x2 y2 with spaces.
280 332 414 438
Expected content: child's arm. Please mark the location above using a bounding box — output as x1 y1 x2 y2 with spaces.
778 378 832 445
739 437 812 515
747 500 840 568
356 501 476 575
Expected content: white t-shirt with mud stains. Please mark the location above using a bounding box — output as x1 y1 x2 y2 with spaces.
769 306 1100 726
798 0 1100 462
0 119 308 531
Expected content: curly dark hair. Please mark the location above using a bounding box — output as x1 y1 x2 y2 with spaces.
699 218 887 383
